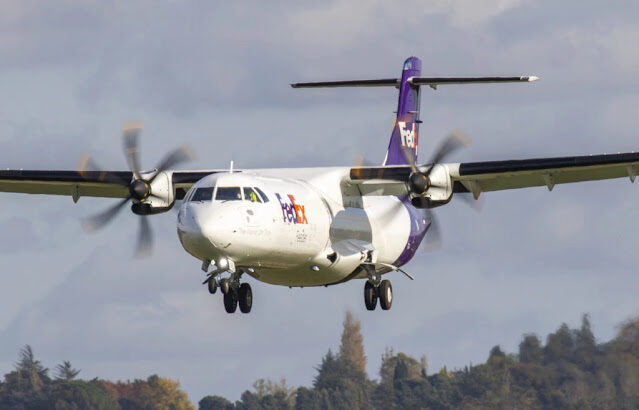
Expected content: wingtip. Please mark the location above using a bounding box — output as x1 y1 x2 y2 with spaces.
526 76 540 82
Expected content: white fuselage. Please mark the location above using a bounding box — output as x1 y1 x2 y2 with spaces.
177 168 426 286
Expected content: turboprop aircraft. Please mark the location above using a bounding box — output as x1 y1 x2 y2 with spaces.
2 56 639 314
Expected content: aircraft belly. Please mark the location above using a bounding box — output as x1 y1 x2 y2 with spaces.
248 264 352 287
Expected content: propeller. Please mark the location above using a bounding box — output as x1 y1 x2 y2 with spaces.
79 123 194 256
387 129 476 248
402 129 470 199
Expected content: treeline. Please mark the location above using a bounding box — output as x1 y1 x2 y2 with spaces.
2 312 639 409
0 346 193 409
201 313 639 409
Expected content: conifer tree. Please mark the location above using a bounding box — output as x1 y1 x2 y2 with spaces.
339 310 367 373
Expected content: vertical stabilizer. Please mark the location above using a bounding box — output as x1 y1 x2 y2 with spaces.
383 57 422 166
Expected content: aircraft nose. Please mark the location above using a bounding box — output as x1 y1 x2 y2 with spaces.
177 203 215 255
178 203 236 253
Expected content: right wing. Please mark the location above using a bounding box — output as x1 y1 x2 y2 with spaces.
348 151 639 199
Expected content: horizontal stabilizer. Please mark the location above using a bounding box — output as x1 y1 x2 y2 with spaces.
290 78 399 88
409 76 538 87
291 76 538 89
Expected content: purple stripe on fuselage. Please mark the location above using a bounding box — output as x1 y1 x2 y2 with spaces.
393 195 431 266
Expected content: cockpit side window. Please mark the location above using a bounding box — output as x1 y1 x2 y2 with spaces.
191 187 214 202
243 187 262 203
215 187 242 201
254 187 269 203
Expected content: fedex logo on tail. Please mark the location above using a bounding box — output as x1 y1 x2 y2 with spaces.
276 193 308 224
398 121 417 149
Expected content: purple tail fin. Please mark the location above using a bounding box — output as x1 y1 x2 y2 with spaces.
383 57 422 166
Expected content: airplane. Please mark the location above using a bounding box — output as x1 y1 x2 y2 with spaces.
2 56 638 314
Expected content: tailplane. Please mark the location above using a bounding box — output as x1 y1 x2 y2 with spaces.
291 57 537 166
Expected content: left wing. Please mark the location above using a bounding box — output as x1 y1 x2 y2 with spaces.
450 152 639 199
349 151 639 199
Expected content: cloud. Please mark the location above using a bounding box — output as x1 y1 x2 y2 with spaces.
1 0 639 403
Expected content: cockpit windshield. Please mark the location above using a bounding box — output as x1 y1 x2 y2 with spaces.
254 187 269 202
243 187 262 203
215 187 242 201
191 187 214 202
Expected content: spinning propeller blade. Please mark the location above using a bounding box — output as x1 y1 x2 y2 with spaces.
82 197 131 232
395 129 476 249
80 123 193 256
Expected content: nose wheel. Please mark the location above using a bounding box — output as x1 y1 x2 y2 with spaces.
209 276 252 314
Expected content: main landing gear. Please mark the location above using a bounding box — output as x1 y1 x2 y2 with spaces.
206 275 252 314
363 267 393 311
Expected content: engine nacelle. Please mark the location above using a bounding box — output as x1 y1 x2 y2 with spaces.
132 171 176 214
414 164 453 207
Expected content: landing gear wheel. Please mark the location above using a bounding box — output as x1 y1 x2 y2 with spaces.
238 283 253 313
379 279 393 310
220 278 230 295
364 281 378 310
223 288 238 313
207 278 217 294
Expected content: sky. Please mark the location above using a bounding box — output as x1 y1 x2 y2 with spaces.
1 0 639 402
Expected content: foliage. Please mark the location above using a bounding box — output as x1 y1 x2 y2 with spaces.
55 360 81 381
3 313 639 409
101 375 194 410
339 310 367 373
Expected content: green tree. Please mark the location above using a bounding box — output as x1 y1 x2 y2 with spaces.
519 333 543 364
339 310 367 373
199 395 234 410
55 360 81 381
544 323 574 363
44 380 120 410
379 348 425 384
15 344 49 391
251 377 295 407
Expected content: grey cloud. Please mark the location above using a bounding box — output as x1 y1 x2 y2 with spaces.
1 0 639 403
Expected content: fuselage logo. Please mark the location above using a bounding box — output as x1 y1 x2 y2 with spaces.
276 193 308 224
398 121 417 149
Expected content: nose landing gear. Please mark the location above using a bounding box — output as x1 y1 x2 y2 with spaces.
205 269 253 314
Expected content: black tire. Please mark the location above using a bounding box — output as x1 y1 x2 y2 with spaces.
379 279 393 310
207 278 217 294
220 278 230 295
238 283 253 313
364 281 377 310
223 289 238 313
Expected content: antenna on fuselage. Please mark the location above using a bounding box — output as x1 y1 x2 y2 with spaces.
229 160 234 173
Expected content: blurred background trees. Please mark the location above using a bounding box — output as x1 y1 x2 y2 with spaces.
2 312 639 409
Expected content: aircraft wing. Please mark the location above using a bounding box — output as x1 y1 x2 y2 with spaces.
0 169 220 201
450 152 639 198
349 151 639 198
